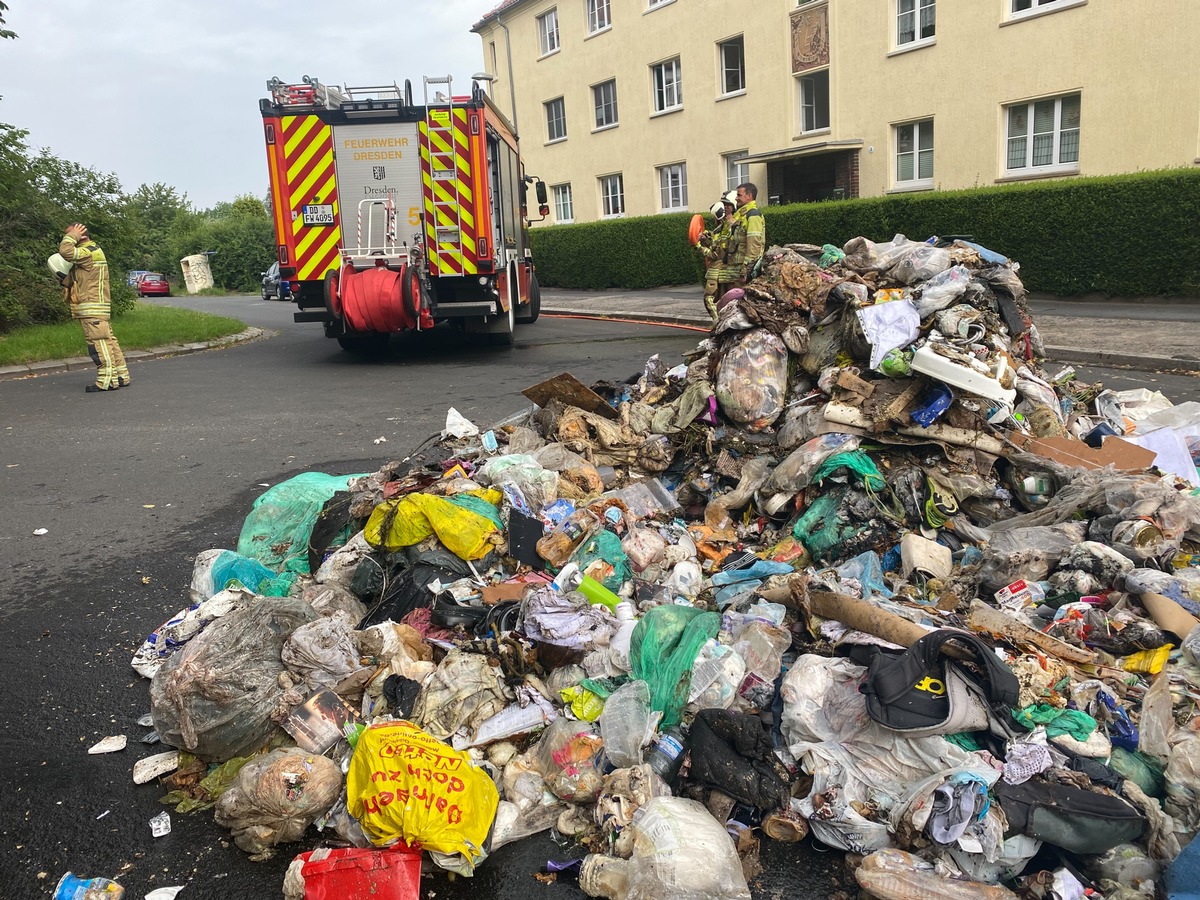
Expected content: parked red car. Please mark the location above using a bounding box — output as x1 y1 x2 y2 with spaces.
136 273 170 297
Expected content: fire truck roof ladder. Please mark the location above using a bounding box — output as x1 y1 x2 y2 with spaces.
266 76 346 109
422 75 467 278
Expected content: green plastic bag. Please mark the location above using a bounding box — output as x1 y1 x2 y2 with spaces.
237 472 364 574
811 450 885 491
569 529 632 593
792 486 867 564
630 606 719 727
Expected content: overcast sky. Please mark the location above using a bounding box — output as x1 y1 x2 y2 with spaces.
0 0 500 209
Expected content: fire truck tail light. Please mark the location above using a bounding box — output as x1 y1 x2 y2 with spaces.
477 237 488 257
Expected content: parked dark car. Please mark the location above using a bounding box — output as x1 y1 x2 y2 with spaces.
136 273 170 297
261 262 292 301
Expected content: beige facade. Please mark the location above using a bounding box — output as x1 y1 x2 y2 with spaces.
473 0 1199 225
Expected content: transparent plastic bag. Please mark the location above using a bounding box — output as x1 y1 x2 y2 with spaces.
855 849 1019 900
889 245 952 286
599 680 660 768
914 265 971 318
1137 672 1174 762
715 328 789 432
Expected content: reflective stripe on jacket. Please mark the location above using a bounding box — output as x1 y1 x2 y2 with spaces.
59 235 111 319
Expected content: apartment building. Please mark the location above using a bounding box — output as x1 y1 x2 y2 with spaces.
472 0 1199 224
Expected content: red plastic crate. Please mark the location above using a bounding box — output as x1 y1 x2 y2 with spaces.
292 844 421 900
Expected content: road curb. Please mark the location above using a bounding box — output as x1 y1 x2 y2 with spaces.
0 326 270 383
542 306 1200 374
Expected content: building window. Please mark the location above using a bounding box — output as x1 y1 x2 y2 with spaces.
600 173 624 217
587 0 611 34
552 183 574 223
897 0 935 46
719 36 745 95
648 0 672 7
895 120 934 187
799 69 829 133
1005 93 1080 175
651 58 683 113
545 97 566 142
593 79 619 128
724 151 749 192
657 163 688 211
1011 0 1084 17
537 9 559 56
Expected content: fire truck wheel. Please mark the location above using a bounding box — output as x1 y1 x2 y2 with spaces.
323 270 342 320
516 272 541 324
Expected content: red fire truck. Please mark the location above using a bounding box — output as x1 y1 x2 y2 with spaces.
259 75 547 350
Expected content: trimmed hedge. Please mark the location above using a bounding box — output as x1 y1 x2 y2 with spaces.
529 168 1200 297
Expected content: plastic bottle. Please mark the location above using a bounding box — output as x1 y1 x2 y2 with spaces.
536 510 597 568
646 724 687 784
608 602 639 672
55 873 125 900
555 562 622 613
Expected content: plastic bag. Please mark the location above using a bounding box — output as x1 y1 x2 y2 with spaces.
976 523 1088 591
570 529 632 593
1137 672 1173 761
731 621 791 709
914 264 971 318
443 407 479 438
190 548 296 602
131 588 249 679
687 640 747 712
412 649 512 742
764 433 859 495
532 717 607 803
599 680 660 768
630 605 720 727
282 845 422 900
346 721 499 868
579 797 750 900
151 596 319 761
889 244 951 286
236 473 360 575
281 609 363 689
857 299 920 368
855 849 1019 900
622 527 667 572
477 454 559 510
364 489 502 560
1164 736 1200 834
214 748 343 860
715 328 789 432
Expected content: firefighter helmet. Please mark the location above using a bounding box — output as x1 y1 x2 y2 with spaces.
709 201 726 220
47 253 73 280
722 190 738 206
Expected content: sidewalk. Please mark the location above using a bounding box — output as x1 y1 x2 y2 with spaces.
541 287 1200 374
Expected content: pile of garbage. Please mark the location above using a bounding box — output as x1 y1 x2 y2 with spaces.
125 234 1200 900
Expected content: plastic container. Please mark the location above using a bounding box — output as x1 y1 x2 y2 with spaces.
555 562 622 613
609 602 639 672
282 845 422 900
910 343 1017 405
55 873 125 899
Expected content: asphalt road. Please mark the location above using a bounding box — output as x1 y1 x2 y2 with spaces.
0 295 1194 899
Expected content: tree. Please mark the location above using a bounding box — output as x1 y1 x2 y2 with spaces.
0 2 17 41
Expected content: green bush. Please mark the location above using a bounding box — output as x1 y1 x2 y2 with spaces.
530 169 1200 297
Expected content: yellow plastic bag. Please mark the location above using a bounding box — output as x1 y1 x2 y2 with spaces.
347 720 499 864
363 490 501 560
560 686 605 722
1121 644 1173 675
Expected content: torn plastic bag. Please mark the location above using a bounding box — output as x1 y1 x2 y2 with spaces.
476 454 559 510
731 621 792 709
532 717 607 803
594 764 671 843
599 680 659 768
569 529 632 593
715 328 789 432
857 299 920 369
792 486 871 564
622 527 667 572
630 605 720 727
688 709 790 812
889 244 951 285
687 639 746 713
131 588 250 679
579 797 750 900
763 433 859 496
150 596 319 761
711 560 794 608
358 549 472 629
363 489 502 560
299 582 368 620
346 720 499 869
1164 736 1200 834
314 531 374 589
190 548 296 602
412 649 512 743
282 609 363 690
213 748 343 860
237 472 361 575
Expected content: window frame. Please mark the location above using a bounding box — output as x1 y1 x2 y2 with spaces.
586 0 612 35
592 78 619 130
893 119 934 190
651 57 683 115
718 36 745 97
537 8 560 57
723 151 749 193
1008 0 1087 22
599 173 625 218
1003 92 1080 178
656 162 689 212
552 183 574 224
798 68 830 135
544 96 567 143
895 0 935 49
646 0 675 9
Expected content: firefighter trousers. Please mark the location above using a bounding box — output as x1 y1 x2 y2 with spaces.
703 266 722 320
78 316 130 390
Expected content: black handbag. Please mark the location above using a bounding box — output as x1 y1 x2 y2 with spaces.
994 777 1147 855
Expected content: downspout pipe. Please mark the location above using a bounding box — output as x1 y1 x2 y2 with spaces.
497 17 519 137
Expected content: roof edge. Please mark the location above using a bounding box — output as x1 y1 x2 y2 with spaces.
472 0 530 32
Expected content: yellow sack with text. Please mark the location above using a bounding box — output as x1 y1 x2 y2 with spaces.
363 489 502 560
346 720 499 864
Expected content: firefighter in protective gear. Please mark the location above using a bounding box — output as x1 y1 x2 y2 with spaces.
716 182 765 300
57 223 130 392
697 196 735 320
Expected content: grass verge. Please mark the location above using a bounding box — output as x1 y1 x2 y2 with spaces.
0 304 247 366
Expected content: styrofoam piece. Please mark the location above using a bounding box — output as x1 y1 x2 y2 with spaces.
910 344 1017 405
133 750 180 784
88 735 127 755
